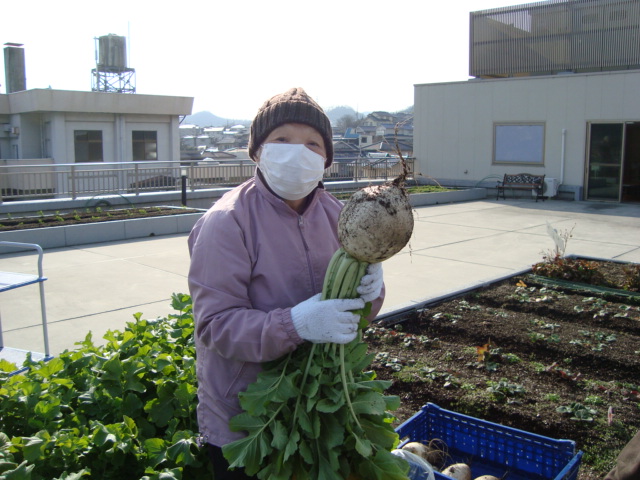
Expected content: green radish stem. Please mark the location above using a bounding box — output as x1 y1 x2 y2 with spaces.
322 248 371 430
288 343 318 437
340 343 362 430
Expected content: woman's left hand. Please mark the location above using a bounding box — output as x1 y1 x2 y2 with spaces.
356 262 383 302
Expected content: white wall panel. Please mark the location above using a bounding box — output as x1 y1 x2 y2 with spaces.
415 70 640 194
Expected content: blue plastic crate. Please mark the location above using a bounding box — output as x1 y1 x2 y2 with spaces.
395 403 583 480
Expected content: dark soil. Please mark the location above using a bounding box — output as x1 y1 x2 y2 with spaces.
365 260 640 480
0 207 202 231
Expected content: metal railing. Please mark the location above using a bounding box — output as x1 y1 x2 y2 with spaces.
0 157 414 202
470 0 640 77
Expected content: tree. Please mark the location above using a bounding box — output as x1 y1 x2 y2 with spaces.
336 114 360 132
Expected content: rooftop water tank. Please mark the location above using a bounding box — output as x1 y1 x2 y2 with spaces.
96 34 127 73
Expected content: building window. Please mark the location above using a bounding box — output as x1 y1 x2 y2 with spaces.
493 123 545 165
132 131 158 160
74 130 103 163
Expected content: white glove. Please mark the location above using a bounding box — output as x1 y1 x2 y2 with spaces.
291 294 365 344
356 262 383 303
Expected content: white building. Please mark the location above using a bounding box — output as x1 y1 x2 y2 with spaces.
414 0 640 203
0 89 193 163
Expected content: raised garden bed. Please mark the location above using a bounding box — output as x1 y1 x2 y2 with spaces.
366 259 639 480
0 206 202 232
1 259 637 479
0 206 205 250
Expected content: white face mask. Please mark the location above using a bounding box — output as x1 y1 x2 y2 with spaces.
258 143 326 201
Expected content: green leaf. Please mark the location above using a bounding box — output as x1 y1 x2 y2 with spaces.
351 391 387 416
145 398 174 428
222 432 271 475
0 461 20 476
354 379 393 392
122 392 144 417
100 354 123 381
360 417 401 450
140 468 182 480
171 293 192 312
31 357 65 378
54 469 91 479
297 408 321 439
0 359 18 373
228 412 267 434
34 397 62 422
166 437 198 466
357 448 409 480
316 397 345 413
383 394 401 411
22 436 45 463
283 430 300 462
354 435 373 457
298 439 315 466
2 460 35 479
91 422 115 448
318 414 345 450
269 421 288 450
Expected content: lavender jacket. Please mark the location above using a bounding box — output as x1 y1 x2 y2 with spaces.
188 174 384 447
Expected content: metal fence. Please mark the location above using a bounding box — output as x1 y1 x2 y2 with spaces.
0 157 414 202
470 0 640 77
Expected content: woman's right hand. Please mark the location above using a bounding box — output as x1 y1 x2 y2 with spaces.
291 294 365 344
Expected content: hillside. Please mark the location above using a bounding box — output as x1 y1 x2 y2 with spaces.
184 105 412 127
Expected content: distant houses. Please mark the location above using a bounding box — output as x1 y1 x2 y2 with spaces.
179 110 414 162
179 123 249 160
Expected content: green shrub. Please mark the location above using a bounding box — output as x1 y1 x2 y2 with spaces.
0 294 210 480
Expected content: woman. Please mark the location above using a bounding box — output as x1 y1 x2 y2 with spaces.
188 87 384 479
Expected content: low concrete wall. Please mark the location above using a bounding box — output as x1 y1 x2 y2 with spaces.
409 188 487 206
0 186 486 251
0 180 390 215
0 211 204 251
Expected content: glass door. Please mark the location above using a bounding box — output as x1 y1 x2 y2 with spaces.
621 122 640 203
586 123 624 201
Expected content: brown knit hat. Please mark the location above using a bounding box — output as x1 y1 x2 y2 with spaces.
248 87 334 167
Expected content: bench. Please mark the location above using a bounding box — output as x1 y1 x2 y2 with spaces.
496 173 545 202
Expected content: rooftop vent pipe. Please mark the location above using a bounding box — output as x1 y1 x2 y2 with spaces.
3 43 26 93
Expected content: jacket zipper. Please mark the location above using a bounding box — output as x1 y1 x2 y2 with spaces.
297 216 317 292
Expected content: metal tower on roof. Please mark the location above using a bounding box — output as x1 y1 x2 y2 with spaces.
91 34 136 94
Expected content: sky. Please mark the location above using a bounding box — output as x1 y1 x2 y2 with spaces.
3 0 536 120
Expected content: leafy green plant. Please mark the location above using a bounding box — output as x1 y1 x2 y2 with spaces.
532 223 617 285
486 379 526 403
405 186 450 194
584 395 605 405
533 257 609 286
557 402 598 421
622 264 640 292
570 329 617 351
528 332 546 343
0 294 210 479
222 249 408 480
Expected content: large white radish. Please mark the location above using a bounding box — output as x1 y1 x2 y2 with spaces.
337 131 414 264
442 463 472 480
338 179 414 263
401 441 431 460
